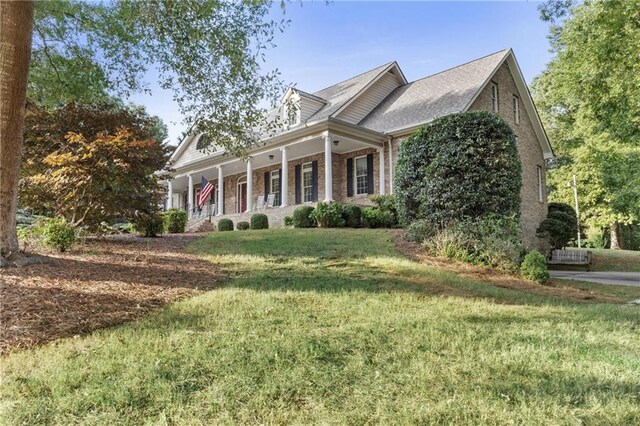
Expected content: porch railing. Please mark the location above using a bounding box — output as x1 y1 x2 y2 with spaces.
176 203 217 220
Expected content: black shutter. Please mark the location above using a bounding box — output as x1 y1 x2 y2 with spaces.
264 171 270 202
311 160 318 202
366 153 374 194
346 157 354 197
278 168 282 205
295 164 301 204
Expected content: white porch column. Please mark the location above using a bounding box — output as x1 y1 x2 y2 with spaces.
245 160 253 212
187 174 194 214
280 146 289 207
167 180 173 209
217 166 224 216
323 133 333 202
388 138 394 194
378 147 386 195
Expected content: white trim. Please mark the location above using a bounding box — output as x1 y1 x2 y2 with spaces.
388 138 394 194
378 147 385 195
236 175 247 213
301 161 314 203
323 132 333 202
513 94 520 125
354 155 369 196
537 165 544 202
245 161 253 212
490 81 499 112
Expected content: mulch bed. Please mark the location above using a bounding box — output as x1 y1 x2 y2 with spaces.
391 230 624 304
0 234 222 355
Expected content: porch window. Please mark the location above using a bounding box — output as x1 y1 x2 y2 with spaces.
270 170 281 206
355 155 368 195
302 162 313 202
491 82 499 112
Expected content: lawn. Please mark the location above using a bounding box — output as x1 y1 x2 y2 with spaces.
1 229 639 424
582 248 640 272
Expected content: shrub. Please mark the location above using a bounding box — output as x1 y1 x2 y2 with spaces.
112 222 135 234
250 214 269 230
370 195 399 227
133 212 165 237
422 215 523 271
536 202 578 249
311 202 345 228
218 218 234 232
520 251 550 284
405 219 438 244
163 208 188 233
284 216 294 227
362 207 395 229
293 206 316 228
237 221 250 231
341 204 362 228
394 111 521 226
37 217 76 252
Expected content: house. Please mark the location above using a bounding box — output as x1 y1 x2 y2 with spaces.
166 49 553 247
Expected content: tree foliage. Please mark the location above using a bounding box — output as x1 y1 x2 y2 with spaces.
532 0 640 245
20 103 171 230
30 0 289 153
394 111 522 226
536 202 578 250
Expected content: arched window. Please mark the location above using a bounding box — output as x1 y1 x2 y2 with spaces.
196 134 212 151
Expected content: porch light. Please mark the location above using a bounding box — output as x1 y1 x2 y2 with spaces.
333 140 339 147
268 154 274 160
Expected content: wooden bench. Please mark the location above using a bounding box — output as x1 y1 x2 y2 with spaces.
547 249 592 271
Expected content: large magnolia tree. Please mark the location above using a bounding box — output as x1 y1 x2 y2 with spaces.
0 0 287 261
533 0 640 249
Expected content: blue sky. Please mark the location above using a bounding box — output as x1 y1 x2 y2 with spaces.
129 1 554 145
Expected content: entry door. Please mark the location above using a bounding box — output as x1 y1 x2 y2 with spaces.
237 183 247 213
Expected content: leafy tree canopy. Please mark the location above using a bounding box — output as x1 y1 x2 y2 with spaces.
31 0 289 153
20 102 171 229
532 0 640 241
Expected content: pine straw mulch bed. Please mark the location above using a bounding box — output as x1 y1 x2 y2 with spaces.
391 230 624 305
0 233 222 355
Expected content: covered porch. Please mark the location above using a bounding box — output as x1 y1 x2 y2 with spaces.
166 122 393 228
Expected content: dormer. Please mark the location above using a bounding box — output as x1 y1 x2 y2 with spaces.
281 87 326 128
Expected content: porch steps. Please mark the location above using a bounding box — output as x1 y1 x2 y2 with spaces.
186 217 215 233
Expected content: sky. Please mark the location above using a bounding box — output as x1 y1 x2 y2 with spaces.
128 1 555 145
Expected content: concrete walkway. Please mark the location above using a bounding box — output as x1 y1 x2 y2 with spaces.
550 271 640 287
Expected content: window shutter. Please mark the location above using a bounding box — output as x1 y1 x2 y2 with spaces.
311 160 318 202
295 164 301 204
366 153 374 194
346 158 354 197
264 171 270 202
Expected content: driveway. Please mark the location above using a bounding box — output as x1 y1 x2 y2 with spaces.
550 271 640 287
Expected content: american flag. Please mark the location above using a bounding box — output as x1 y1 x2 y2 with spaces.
198 176 214 209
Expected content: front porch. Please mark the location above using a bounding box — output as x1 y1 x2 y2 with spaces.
166 125 395 230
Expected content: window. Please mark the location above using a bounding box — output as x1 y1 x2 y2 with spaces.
491 82 499 112
270 170 281 206
537 165 544 202
302 162 313 202
513 95 520 124
355 156 368 195
284 95 301 127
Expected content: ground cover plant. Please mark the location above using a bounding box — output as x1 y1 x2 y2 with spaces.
1 229 638 425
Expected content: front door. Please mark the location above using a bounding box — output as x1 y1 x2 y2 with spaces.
237 182 247 213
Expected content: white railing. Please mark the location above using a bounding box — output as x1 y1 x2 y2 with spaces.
180 203 217 220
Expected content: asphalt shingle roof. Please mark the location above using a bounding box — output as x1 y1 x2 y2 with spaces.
359 49 510 133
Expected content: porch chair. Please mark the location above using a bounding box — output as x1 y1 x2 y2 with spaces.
254 196 266 211
265 193 276 209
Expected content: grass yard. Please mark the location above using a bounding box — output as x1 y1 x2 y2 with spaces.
583 248 640 272
1 229 639 424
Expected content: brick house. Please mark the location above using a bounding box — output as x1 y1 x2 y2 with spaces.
166 49 554 248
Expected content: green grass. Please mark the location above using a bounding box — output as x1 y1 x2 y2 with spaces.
2 229 639 425
581 248 640 272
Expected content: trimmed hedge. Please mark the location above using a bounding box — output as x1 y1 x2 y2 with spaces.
133 212 164 237
284 216 293 227
293 206 316 228
394 111 522 226
362 207 395 229
218 218 234 232
163 208 188 233
311 202 345 228
536 202 578 249
251 214 269 230
341 204 362 228
520 251 550 284
237 221 250 231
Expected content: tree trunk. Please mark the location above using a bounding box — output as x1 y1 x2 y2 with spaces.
0 1 34 259
610 221 623 250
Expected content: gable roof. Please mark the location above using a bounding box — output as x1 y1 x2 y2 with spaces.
305 61 398 122
359 49 510 133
